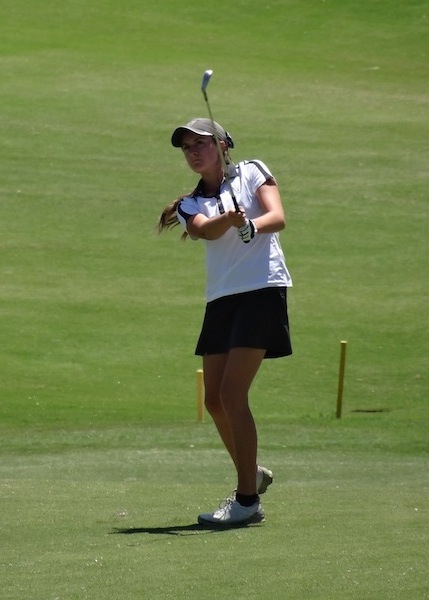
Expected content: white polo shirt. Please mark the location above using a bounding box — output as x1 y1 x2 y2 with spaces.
177 160 292 303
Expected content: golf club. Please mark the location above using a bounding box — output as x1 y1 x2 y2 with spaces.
201 69 240 213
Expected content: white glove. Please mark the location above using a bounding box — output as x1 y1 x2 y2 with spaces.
237 219 257 243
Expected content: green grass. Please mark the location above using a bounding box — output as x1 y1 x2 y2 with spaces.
2 425 428 599
1 0 428 598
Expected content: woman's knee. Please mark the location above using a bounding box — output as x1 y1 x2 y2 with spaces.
219 385 250 418
204 392 223 416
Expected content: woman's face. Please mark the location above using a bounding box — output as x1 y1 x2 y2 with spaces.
181 132 224 176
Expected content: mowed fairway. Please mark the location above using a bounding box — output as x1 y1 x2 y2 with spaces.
1 1 428 599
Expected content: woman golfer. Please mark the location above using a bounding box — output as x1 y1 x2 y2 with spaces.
158 118 293 527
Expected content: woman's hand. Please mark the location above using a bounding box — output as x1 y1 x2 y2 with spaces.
187 207 247 240
227 209 247 228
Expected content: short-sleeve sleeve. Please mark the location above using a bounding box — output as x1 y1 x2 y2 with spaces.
177 197 199 228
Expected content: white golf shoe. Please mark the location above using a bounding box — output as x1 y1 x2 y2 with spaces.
198 497 265 527
257 466 273 495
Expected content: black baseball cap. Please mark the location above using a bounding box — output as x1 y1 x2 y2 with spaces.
171 118 234 148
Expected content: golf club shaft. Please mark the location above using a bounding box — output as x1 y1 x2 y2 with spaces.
201 74 240 212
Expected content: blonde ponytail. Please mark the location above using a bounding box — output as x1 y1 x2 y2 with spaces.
157 197 188 240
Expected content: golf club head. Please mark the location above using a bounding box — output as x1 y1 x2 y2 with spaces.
201 69 213 92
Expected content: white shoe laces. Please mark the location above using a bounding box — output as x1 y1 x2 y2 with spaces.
218 491 236 511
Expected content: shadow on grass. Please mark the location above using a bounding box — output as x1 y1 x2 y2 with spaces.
112 522 261 536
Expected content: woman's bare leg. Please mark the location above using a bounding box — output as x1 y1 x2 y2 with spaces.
203 347 266 496
203 353 237 467
220 347 265 495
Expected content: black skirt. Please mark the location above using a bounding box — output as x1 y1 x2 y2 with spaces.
195 287 292 359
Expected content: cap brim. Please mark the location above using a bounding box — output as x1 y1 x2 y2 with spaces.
171 126 213 147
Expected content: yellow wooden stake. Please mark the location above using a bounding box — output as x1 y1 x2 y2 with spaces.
336 341 347 419
196 369 204 422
